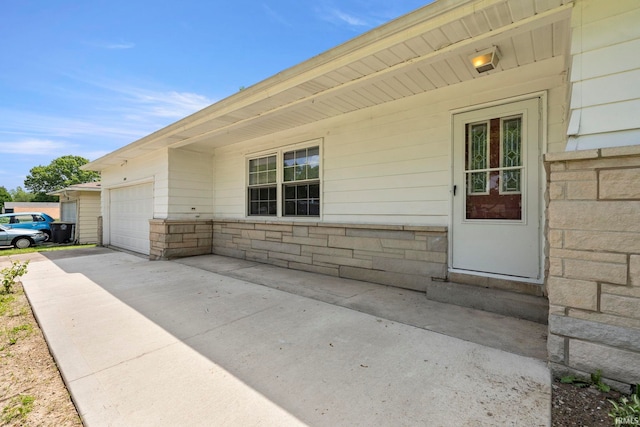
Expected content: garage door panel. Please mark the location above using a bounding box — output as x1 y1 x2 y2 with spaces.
110 183 153 255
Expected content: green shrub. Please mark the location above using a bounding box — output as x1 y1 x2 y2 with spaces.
1 260 29 294
610 385 640 426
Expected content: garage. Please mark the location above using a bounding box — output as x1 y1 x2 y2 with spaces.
109 183 153 255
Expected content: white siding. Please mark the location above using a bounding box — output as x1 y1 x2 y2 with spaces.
567 0 640 150
100 149 168 246
167 148 214 219
77 192 100 244
213 56 567 226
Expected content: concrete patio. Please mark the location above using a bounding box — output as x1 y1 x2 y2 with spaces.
17 247 550 426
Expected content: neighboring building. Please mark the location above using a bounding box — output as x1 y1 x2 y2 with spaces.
3 202 60 219
49 182 102 244
85 0 640 391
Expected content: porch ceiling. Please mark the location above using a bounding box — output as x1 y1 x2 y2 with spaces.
87 0 572 169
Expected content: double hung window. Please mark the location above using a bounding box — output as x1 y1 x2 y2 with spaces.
247 144 320 217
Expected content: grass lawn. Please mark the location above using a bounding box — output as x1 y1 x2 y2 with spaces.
0 244 96 257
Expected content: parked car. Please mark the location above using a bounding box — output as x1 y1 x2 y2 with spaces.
0 224 47 249
0 212 55 241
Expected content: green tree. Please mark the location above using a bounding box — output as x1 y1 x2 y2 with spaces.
24 155 100 194
0 186 11 211
9 187 34 202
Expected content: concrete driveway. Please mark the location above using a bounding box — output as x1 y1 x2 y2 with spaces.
18 248 550 426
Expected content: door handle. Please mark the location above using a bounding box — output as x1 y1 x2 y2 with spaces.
453 185 457 196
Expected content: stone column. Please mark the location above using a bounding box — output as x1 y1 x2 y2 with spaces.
545 146 640 391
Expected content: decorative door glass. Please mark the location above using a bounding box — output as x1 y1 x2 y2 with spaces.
465 115 523 220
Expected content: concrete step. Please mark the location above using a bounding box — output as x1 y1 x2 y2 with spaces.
425 281 549 324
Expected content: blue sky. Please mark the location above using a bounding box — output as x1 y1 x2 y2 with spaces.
0 0 431 192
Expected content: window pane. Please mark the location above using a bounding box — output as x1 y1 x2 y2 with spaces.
285 185 295 199
309 184 319 198
307 165 319 179
295 165 306 180
248 186 276 216
284 201 296 215
283 183 319 217
284 166 294 182
295 149 306 165
284 151 295 167
469 123 487 171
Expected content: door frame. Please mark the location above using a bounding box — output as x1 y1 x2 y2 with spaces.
448 91 548 284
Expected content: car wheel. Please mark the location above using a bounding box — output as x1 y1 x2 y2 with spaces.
13 237 33 249
43 230 51 242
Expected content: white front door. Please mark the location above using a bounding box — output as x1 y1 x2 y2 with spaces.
451 98 541 280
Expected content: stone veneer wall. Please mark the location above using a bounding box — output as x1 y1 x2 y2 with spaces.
212 220 448 292
546 146 640 390
149 219 213 260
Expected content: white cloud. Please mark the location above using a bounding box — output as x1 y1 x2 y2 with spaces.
105 42 135 49
330 9 369 27
262 4 289 26
0 139 71 155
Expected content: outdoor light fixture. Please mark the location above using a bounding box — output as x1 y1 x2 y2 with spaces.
470 46 500 73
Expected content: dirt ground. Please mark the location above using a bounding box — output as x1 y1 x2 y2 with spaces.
0 277 627 426
0 281 81 426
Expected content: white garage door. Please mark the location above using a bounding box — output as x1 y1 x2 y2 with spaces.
109 183 153 255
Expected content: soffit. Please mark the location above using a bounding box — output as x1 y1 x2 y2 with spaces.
87 0 572 169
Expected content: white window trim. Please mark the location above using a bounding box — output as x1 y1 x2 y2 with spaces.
245 138 323 219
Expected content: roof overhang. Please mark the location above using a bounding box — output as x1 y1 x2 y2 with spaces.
85 0 573 171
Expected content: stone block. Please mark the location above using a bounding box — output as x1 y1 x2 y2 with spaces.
380 238 426 251
549 248 627 264
601 294 640 320
265 231 282 240
224 222 256 230
308 226 345 236
245 250 268 262
565 230 640 253
549 258 563 276
601 145 640 158
268 252 312 264
549 201 640 232
254 223 293 232
547 277 598 311
549 315 640 352
549 182 565 200
549 162 566 172
292 226 309 237
632 255 640 287
568 309 640 330
548 230 563 248
301 245 352 258
353 249 404 260
427 236 448 252
328 235 382 251
195 224 213 233
548 304 566 315
569 340 640 384
602 284 640 298
567 181 597 200
168 224 195 234
564 259 627 285
312 254 372 269
213 232 233 241
346 228 414 240
547 334 566 363
404 250 447 263
545 150 599 162
241 229 266 240
282 236 327 247
251 240 300 255
550 170 597 182
600 168 640 200
164 247 210 258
